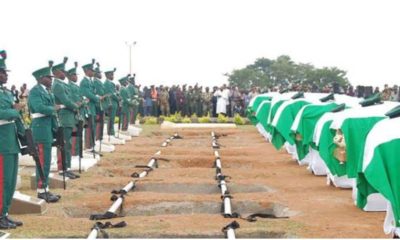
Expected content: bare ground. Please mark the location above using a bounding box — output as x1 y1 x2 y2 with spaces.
10 125 386 238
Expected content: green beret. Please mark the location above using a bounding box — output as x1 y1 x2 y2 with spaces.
291 92 304 100
67 62 78 76
33 66 53 80
118 76 129 84
385 105 400 119
0 50 8 71
104 68 116 75
331 103 346 113
320 93 335 102
359 93 382 107
52 57 68 72
82 59 96 71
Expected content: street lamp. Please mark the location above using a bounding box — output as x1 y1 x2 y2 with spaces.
125 41 137 75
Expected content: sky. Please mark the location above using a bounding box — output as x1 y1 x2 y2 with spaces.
1 0 400 89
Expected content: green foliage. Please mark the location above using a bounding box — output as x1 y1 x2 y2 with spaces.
143 117 158 125
225 55 350 90
233 114 245 125
182 116 191 123
198 114 211 123
217 114 228 123
163 112 183 123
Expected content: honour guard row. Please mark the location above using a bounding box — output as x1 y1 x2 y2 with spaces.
0 51 139 229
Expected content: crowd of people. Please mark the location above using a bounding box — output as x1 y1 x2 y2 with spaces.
11 82 400 121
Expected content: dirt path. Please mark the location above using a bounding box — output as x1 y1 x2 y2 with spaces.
11 125 386 238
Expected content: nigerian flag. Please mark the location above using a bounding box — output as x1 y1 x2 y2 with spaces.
265 99 286 134
270 99 311 150
246 95 272 125
362 117 400 232
255 100 271 132
290 102 339 161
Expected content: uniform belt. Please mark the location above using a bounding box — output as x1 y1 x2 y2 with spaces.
0 120 15 126
31 113 48 119
59 105 66 109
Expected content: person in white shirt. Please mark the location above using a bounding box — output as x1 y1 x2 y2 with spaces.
214 84 229 116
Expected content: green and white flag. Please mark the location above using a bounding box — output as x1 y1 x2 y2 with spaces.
362 117 400 235
246 94 274 125
291 102 339 161
270 99 311 150
255 100 272 139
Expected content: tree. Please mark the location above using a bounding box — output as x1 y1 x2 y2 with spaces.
225 55 350 91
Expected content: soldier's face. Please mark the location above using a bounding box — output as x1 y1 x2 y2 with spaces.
96 72 102 79
0 70 8 84
40 76 53 88
106 73 114 80
85 69 94 77
54 70 65 80
70 74 78 82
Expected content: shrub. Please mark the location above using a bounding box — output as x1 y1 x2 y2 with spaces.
198 114 211 123
233 114 245 125
144 117 158 125
217 114 228 123
182 117 191 123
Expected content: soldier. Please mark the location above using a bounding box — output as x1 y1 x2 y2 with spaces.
93 63 107 142
0 50 24 228
128 75 139 124
202 87 213 116
79 60 104 153
66 63 87 160
194 86 203 116
184 85 192 116
159 86 170 116
51 57 81 179
119 75 132 131
28 63 62 203
175 85 185 115
103 68 119 139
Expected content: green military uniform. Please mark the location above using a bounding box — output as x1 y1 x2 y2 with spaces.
93 65 106 141
51 60 79 171
193 87 203 116
68 67 86 156
128 81 139 124
103 68 118 136
159 88 170 116
119 77 132 131
202 89 213 116
79 62 100 150
183 87 191 116
0 51 25 228
28 71 58 193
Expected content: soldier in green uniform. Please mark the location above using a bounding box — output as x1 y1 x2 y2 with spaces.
93 63 107 141
66 63 84 158
103 68 119 138
127 75 139 124
51 57 81 179
0 50 24 228
28 63 62 203
183 85 191 116
194 85 203 116
202 86 213 116
159 86 170 116
119 76 132 131
79 60 104 152
188 86 196 116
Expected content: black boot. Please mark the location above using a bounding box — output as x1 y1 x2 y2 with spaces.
5 216 22 227
67 170 80 178
59 171 76 179
37 192 59 203
0 217 16 229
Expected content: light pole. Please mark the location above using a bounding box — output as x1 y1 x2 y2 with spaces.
125 41 137 75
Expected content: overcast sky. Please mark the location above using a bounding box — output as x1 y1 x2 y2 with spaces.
1 0 399 89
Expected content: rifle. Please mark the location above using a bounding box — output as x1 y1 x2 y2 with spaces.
76 120 84 174
20 128 49 200
107 105 113 142
117 104 122 138
53 127 67 190
98 110 104 154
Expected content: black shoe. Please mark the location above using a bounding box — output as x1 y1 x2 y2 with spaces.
60 171 76 179
37 192 59 203
0 217 16 229
5 216 22 227
48 192 61 200
68 170 80 178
